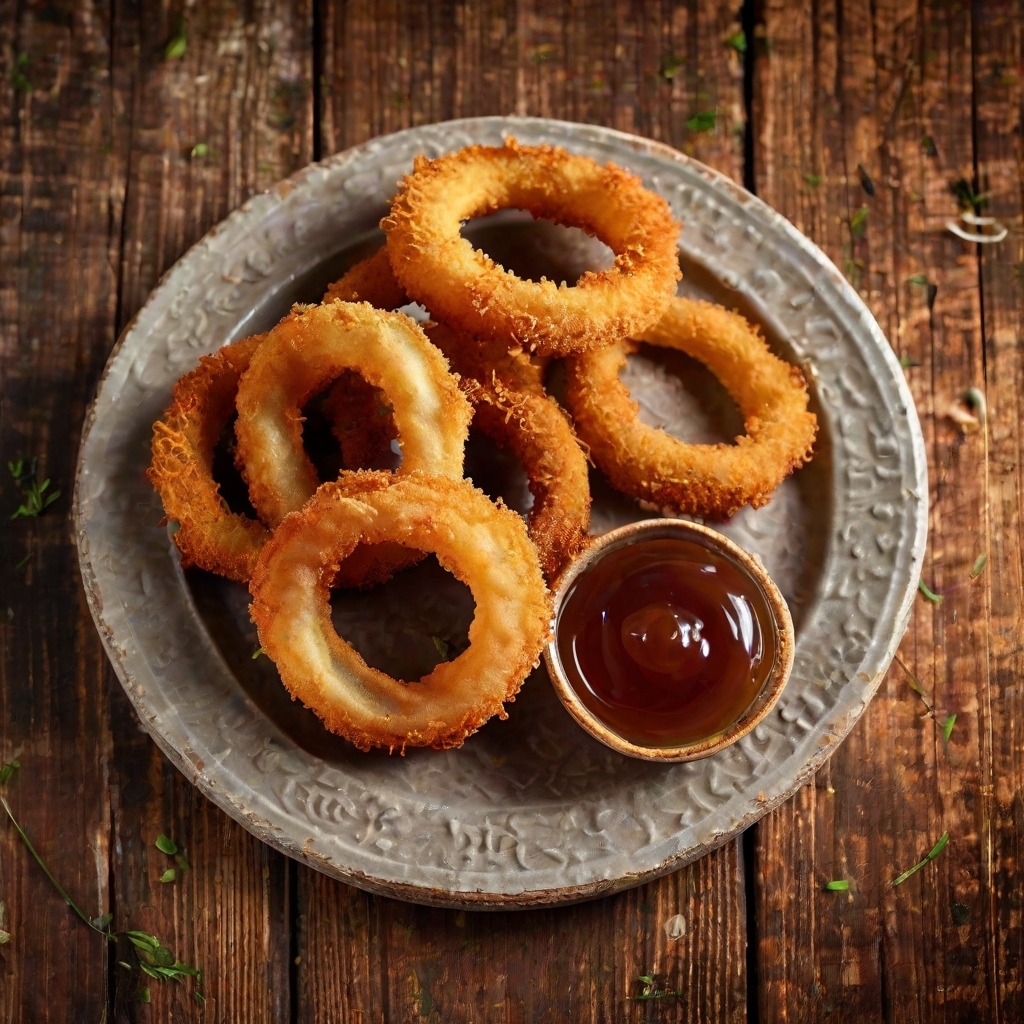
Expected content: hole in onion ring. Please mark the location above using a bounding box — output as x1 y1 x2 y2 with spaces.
461 209 614 285
209 414 261 520
330 554 475 684
623 344 745 446
463 425 535 518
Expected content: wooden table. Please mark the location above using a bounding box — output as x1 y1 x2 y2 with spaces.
1 1 1021 1020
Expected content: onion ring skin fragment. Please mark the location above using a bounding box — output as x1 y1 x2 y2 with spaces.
565 297 818 519
324 250 592 582
148 333 269 584
249 472 553 753
382 138 682 357
234 300 472 528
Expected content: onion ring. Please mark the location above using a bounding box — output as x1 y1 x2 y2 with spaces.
324 250 592 581
565 297 818 518
234 300 472 527
381 138 681 357
249 471 552 752
148 333 270 583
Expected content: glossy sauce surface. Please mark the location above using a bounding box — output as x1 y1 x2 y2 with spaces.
556 537 776 748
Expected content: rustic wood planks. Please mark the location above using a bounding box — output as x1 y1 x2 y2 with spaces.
0 0 1019 1020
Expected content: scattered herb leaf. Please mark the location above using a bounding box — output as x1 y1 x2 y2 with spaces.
0 751 201 1003
908 273 928 287
804 173 822 188
9 53 32 92
825 879 850 891
139 988 151 1003
431 636 449 659
942 714 957 742
951 902 970 925
727 30 747 53
155 833 178 856
857 163 876 196
190 142 209 158
0 929 11 945
659 56 684 81
14 550 30 571
8 457 60 519
160 868 176 883
165 21 187 60
892 832 949 886
850 205 869 238
921 134 938 157
900 355 921 368
175 852 191 873
687 109 718 132
919 580 943 604
971 554 987 578
950 177 988 213
893 652 932 710
119 961 132 970
251 646 265 659
632 974 684 1001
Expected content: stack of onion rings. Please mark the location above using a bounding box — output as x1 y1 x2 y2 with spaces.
250 472 551 752
565 297 818 518
324 249 592 581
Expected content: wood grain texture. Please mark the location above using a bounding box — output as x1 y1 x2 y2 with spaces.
303 2 747 1022
752 0 1024 1019
2 0 1019 1020
0 2 119 1020
105 3 313 1020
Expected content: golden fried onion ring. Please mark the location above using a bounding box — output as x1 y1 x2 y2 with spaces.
382 138 681 357
249 472 552 752
565 297 818 518
235 300 472 527
149 333 269 583
324 250 591 581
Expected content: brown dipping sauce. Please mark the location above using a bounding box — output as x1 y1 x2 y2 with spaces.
555 537 777 748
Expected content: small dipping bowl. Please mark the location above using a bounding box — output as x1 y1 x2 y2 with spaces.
543 519 794 762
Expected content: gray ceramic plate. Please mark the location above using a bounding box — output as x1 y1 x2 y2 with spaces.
75 117 927 909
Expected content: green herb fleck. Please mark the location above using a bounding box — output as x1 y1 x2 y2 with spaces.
857 164 876 197
919 580 943 604
92 912 113 930
950 177 988 213
165 21 187 60
8 457 60 519
659 56 684 81
190 142 209 158
176 852 191 873
159 868 176 883
908 273 928 287
850 205 869 239
942 714 957 742
921 134 938 157
139 988 151 1003
804 173 822 188
632 974 684 1001
0 899 9 944
900 355 921 368
529 43 557 63
155 834 178 856
951 902 970 925
893 653 932 710
0 760 19 786
727 30 747 53
14 550 30 571
431 636 449 660
252 646 265 659
825 879 850 891
970 554 987 579
687 109 718 132
892 832 949 886
9 53 32 93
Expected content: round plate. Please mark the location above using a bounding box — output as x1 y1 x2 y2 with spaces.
74 117 927 909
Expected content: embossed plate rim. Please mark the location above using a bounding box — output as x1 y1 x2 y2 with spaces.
75 117 928 908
